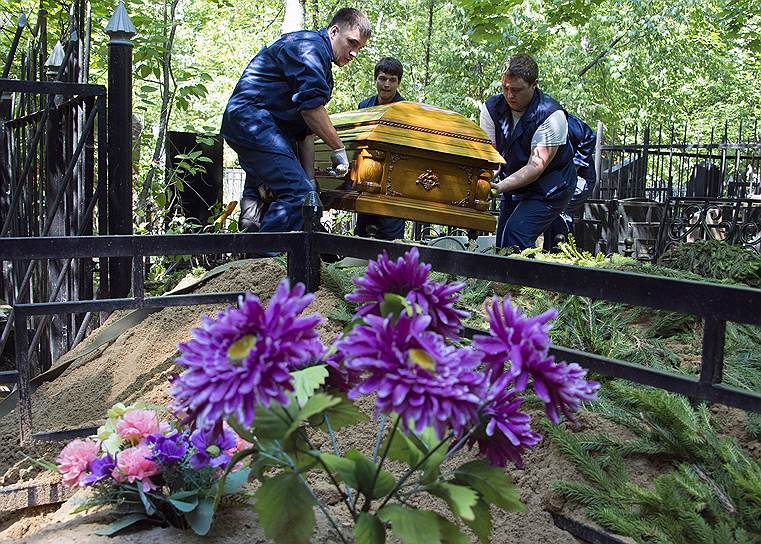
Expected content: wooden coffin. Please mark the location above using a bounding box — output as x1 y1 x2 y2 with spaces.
315 101 504 233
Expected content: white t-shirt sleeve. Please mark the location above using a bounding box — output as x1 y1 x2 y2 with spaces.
531 110 568 147
479 103 497 147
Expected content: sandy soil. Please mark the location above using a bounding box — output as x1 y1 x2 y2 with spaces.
0 258 658 543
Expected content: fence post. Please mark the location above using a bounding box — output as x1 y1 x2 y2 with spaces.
105 1 136 298
594 121 603 198
640 126 650 198
44 44 68 365
606 198 619 255
288 192 322 293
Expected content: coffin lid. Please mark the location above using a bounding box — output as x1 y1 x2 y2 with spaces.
327 101 505 165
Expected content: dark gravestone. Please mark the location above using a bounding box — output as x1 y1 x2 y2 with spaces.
166 131 223 229
686 162 721 198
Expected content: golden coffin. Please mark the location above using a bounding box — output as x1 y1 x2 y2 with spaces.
315 102 504 233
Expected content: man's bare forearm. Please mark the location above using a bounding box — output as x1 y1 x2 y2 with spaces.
298 135 315 178
301 106 343 150
492 145 559 193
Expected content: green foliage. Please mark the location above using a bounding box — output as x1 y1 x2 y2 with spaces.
378 504 442 543
253 473 317 544
658 240 761 289
550 383 761 543
355 512 386 544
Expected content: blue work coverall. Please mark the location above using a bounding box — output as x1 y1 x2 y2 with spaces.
485 89 576 250
221 29 334 232
355 91 407 240
543 114 597 250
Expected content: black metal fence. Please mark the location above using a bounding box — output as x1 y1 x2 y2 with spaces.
594 120 761 202
2 199 760 447
1 4 135 375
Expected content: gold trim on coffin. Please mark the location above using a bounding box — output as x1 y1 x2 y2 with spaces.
321 190 497 232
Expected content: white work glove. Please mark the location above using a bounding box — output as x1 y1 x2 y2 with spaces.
329 147 349 177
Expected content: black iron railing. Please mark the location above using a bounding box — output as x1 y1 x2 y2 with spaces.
2 199 760 446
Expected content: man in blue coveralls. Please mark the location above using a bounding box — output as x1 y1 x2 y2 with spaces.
355 57 407 240
221 8 371 233
543 114 597 250
479 53 576 250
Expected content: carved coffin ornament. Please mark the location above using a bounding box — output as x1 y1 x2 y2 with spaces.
416 169 440 191
315 102 505 232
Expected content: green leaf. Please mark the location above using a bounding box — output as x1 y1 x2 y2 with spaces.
313 395 368 431
384 426 424 467
427 483 478 521
379 293 409 319
291 365 329 406
137 483 156 515
378 504 441 544
463 498 492 544
185 497 214 535
222 467 251 495
347 449 395 499
169 494 199 513
287 393 342 435
253 473 317 544
436 514 469 544
355 512 386 544
453 460 523 512
252 404 293 441
95 513 148 536
418 427 447 483
319 453 360 489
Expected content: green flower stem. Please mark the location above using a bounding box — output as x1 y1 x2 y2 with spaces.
372 414 388 462
376 430 454 512
325 414 356 513
358 415 400 512
442 424 480 464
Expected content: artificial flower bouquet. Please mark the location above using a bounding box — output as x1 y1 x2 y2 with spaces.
165 247 600 543
51 403 251 536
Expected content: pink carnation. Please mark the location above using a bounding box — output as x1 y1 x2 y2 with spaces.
234 435 253 452
57 438 100 487
116 410 160 443
112 444 161 491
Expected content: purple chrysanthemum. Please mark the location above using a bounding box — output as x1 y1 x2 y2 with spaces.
338 312 485 437
147 432 189 465
529 358 600 424
80 454 116 487
474 296 599 423
468 375 541 468
170 279 325 430
473 296 557 383
346 247 469 339
189 427 237 470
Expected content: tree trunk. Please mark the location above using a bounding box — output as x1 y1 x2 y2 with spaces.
282 0 305 34
423 0 435 98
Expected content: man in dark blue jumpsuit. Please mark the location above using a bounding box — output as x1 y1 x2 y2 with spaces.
480 54 576 250
221 8 371 233
355 57 407 240
543 114 597 250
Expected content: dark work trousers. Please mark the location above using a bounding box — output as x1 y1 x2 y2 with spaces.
355 214 406 241
497 191 572 250
543 178 591 251
232 143 313 233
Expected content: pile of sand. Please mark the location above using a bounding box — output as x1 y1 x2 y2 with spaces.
0 258 620 543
